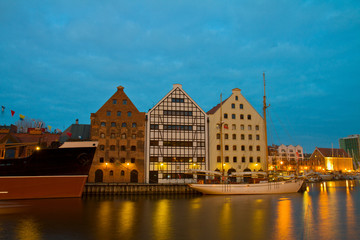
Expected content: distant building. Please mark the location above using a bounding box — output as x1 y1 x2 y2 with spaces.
339 135 360 170
59 119 91 143
207 88 266 178
268 144 304 172
309 147 353 172
89 86 146 183
145 84 208 184
0 125 60 159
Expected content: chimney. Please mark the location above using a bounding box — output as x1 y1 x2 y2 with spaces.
173 84 182 89
76 119 79 124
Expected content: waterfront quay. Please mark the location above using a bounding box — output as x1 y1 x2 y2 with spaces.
83 183 200 196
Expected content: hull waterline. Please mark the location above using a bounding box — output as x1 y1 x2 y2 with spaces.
189 179 305 195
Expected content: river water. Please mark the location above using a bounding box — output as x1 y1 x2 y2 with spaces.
0 180 359 240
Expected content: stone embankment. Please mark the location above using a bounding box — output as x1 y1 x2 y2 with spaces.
83 183 201 195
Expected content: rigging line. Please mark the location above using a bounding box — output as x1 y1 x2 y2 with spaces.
272 108 296 144
267 109 281 145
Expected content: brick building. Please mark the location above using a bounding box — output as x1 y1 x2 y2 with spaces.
88 86 145 183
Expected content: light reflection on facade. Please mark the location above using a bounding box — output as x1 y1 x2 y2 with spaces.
15 218 41 240
153 199 171 240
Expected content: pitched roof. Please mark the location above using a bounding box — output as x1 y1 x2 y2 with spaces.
207 97 229 114
316 148 349 158
59 124 91 143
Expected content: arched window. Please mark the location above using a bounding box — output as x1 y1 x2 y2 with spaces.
121 170 125 176
249 146 253 151
95 169 103 183
132 122 137 128
127 111 132 117
131 146 136 151
122 122 127 127
109 170 114 176
256 146 260 151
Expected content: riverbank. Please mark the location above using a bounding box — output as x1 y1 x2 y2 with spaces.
83 183 201 195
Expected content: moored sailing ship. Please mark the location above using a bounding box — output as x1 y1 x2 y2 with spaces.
189 74 305 194
0 141 97 200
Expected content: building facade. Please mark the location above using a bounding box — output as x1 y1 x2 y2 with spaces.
308 147 353 172
339 134 360 170
207 88 266 178
145 84 208 184
89 86 145 183
268 144 304 172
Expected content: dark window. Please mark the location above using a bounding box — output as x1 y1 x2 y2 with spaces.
232 114 236 119
256 125 259 130
117 111 121 116
241 145 245 151
150 141 159 146
240 114 244 120
233 145 237 151
225 157 229 162
241 134 245 140
232 134 236 140
225 145 229 150
120 158 125 163
111 122 116 127
233 157 237 163
216 133 220 139
217 145 221 150
163 110 192 116
110 145 115 151
110 170 113 176
131 146 136 151
240 104 243 109
235 96 238 100
250 157 253 162
172 98 184 103
249 146 253 151
99 145 105 151
242 157 246 162
256 135 260 140
99 157 104 163
101 122 106 127
150 124 159 130
217 156 221 162
231 103 235 109
131 158 135 163
121 170 125 176
122 122 127 127
257 157 261 163
113 99 117 104
163 141 193 147
132 122 137 128
257 146 260 151
248 114 251 120
224 113 228 119
110 157 115 163
110 133 116 139
107 111 111 116
225 134 228 139
123 100 127 105
121 145 126 151
150 157 158 162
249 134 252 140
163 125 193 131
128 111 132 117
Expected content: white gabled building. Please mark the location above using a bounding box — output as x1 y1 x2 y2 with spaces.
207 88 267 178
145 84 208 184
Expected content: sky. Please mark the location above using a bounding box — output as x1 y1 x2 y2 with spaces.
0 0 359 153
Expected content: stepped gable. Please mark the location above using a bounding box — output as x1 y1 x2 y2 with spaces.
317 147 349 158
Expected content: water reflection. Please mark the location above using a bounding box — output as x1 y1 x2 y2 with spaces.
0 181 359 240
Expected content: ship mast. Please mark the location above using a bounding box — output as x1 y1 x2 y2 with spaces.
219 93 224 182
263 73 269 173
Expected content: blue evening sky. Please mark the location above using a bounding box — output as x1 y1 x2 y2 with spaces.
0 1 359 153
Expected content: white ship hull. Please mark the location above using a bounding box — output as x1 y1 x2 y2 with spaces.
189 179 305 195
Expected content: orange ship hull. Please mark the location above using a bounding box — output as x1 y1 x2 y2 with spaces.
0 175 88 200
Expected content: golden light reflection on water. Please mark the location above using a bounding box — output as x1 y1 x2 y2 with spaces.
252 199 265 240
153 199 171 240
219 198 233 240
346 182 356 237
275 197 293 239
15 218 41 240
97 201 111 239
118 201 135 235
